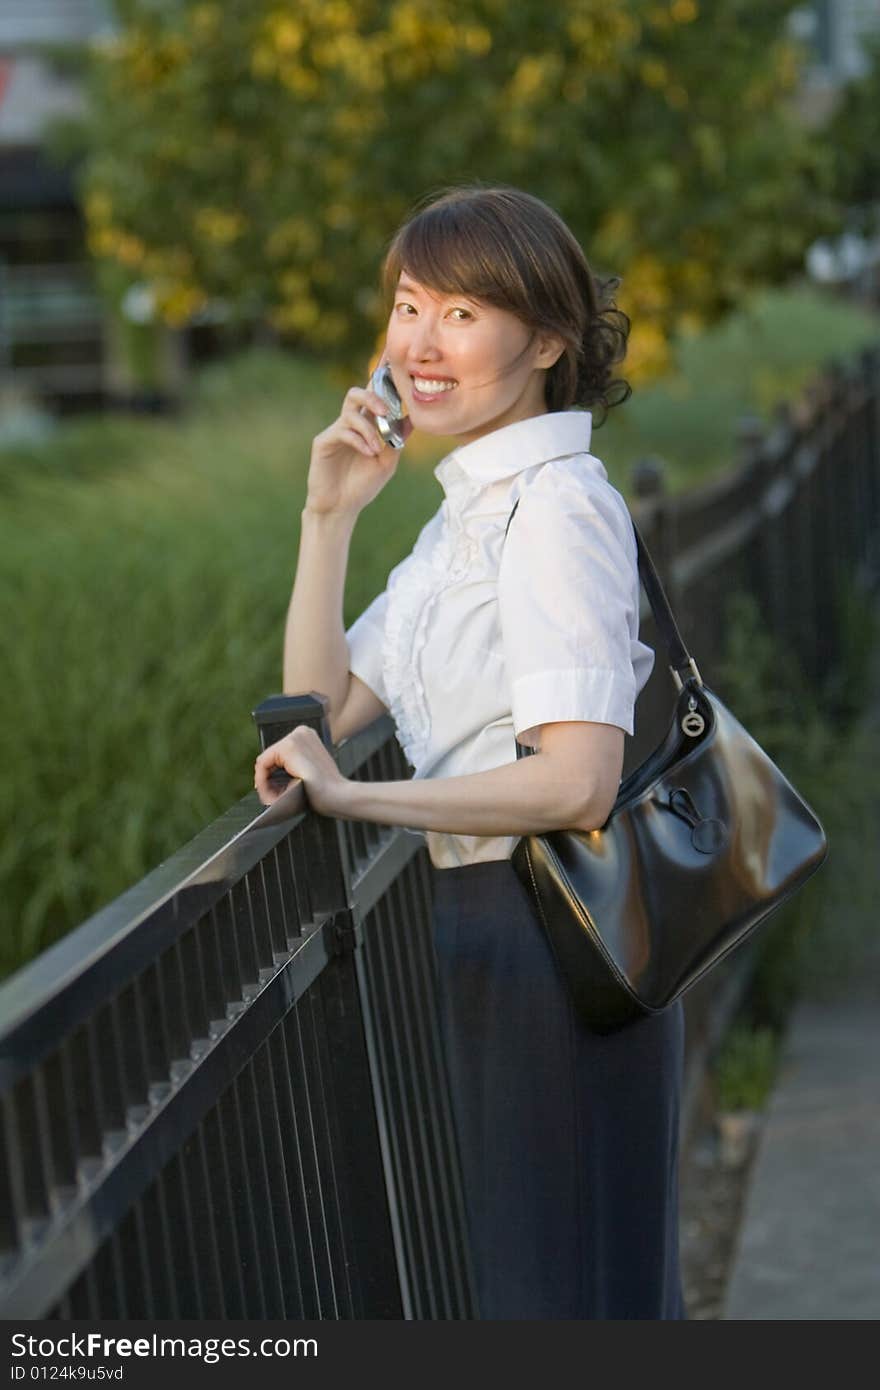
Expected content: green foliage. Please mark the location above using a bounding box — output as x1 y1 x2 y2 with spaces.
73 0 839 379
714 1023 779 1112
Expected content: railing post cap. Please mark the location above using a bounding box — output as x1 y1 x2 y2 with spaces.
252 692 330 723
735 413 766 468
630 456 668 498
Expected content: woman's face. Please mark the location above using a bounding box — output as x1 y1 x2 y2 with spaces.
383 272 563 446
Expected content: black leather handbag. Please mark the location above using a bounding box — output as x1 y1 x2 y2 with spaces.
505 497 829 1035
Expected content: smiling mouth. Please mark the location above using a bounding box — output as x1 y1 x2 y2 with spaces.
410 376 459 397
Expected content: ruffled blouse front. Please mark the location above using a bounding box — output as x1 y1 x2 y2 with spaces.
344 410 656 870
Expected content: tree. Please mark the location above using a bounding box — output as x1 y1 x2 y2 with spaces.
75 0 839 380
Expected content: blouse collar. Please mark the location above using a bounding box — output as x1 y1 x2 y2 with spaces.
433 409 597 501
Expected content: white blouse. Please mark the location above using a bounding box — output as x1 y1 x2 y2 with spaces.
344 409 655 870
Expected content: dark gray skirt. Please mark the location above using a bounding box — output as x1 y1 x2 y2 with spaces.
430 857 687 1320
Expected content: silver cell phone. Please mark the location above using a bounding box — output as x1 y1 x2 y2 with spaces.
368 364 407 449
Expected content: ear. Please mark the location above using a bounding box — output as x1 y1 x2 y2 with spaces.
534 331 565 371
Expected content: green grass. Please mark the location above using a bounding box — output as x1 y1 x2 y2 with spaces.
0 281 877 980
714 1024 780 1113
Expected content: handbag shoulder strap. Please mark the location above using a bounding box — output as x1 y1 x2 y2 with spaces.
503 494 699 692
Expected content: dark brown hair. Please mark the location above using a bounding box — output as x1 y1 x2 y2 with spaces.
380 183 631 425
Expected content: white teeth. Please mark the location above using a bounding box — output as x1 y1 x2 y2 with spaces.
413 378 457 394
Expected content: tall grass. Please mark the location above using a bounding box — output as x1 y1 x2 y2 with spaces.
0 354 445 978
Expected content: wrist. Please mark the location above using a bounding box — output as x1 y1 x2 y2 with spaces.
301 503 358 531
335 774 365 820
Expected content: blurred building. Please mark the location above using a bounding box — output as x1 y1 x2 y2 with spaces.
0 0 185 415
791 0 880 123
0 1 114 411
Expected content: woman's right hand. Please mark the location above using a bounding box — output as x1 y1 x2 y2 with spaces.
305 382 412 519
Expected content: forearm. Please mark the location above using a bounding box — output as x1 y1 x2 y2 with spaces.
342 754 600 836
283 507 357 710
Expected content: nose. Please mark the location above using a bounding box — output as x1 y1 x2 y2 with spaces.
406 312 443 363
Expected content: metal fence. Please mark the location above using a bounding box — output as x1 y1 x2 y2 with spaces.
1 341 877 1319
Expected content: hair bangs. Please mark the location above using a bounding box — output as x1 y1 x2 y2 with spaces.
382 200 525 312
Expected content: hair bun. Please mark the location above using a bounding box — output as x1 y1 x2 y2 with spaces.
573 274 631 427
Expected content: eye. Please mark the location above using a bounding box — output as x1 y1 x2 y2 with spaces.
449 307 472 321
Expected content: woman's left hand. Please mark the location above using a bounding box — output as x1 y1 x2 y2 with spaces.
254 726 351 814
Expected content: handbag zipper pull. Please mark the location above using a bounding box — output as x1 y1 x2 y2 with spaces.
681 693 706 738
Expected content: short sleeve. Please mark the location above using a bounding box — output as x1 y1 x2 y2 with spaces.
498 464 655 744
345 587 390 708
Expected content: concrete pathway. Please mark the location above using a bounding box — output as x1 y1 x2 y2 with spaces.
724 594 880 1320
723 995 880 1319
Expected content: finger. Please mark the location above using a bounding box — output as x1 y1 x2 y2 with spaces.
346 385 392 419
338 422 383 456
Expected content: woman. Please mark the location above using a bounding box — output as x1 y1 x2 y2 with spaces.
254 184 687 1320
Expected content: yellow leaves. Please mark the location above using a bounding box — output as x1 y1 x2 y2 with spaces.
194 209 246 246
616 253 675 380
311 259 336 285
566 3 642 63
265 217 320 261
311 311 348 346
189 4 221 37
271 295 320 332
638 57 688 107
265 13 305 54
621 253 673 314
502 50 563 142
84 189 113 227
143 247 194 280
644 0 697 31
155 283 209 327
509 53 561 105
313 31 386 91
279 269 310 298
593 207 636 267
774 40 802 94
385 1 481 77
639 57 668 89
325 202 354 230
248 4 489 97
623 321 672 383
250 45 277 78
462 26 492 56
87 224 147 269
119 31 189 87
676 310 704 337
281 64 321 96
332 105 380 137
670 0 698 22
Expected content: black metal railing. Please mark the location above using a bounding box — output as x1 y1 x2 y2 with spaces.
0 700 475 1318
1 341 877 1319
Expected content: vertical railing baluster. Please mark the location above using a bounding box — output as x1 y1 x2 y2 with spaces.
200 1106 247 1318
268 1019 317 1318
217 1083 267 1318
236 1056 286 1317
